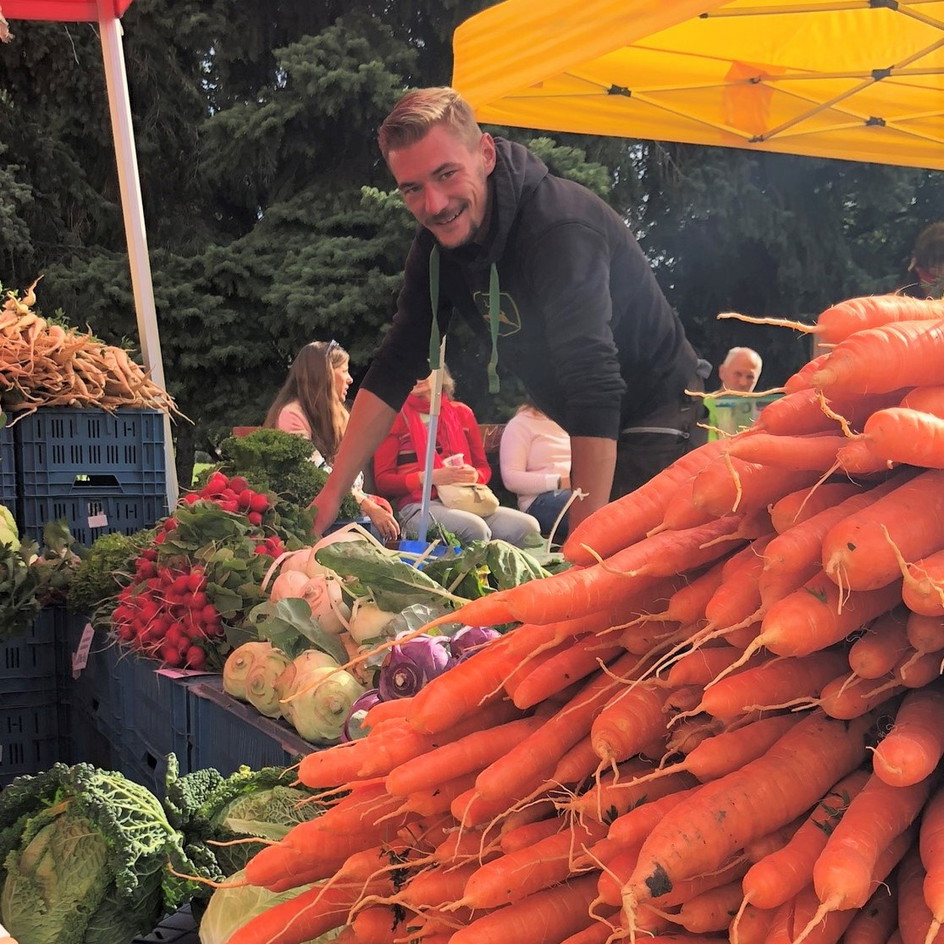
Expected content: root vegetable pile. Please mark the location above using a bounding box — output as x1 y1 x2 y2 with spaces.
0 276 182 415
225 294 944 944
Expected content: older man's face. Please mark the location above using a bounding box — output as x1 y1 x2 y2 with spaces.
719 353 761 393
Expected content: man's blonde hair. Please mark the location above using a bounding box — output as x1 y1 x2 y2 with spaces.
378 87 483 161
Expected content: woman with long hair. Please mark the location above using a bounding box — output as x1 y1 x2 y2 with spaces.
264 340 399 541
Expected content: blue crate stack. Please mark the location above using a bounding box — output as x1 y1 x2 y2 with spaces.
0 608 70 788
0 420 15 522
11 407 168 546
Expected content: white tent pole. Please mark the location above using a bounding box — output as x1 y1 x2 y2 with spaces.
416 340 447 543
97 0 178 510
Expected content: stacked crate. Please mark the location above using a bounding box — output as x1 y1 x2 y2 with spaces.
0 608 69 788
0 420 15 521
12 407 168 546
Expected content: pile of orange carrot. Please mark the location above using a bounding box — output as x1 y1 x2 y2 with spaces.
222 292 944 944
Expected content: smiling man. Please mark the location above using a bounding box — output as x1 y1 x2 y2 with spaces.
313 87 707 536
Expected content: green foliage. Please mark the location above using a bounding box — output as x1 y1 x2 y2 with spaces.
0 762 210 944
0 539 42 643
163 762 323 878
66 531 145 617
213 428 362 519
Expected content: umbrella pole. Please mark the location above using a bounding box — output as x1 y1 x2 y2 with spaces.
97 1 179 512
416 342 447 542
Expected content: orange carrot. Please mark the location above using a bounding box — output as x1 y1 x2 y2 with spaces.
822 469 944 591
695 648 850 718
919 784 944 944
589 678 669 768
743 571 902 660
566 763 697 825
809 771 933 917
621 709 873 916
835 435 897 475
350 905 400 942
500 517 747 626
901 548 944 617
474 652 639 803
864 407 944 468
759 475 905 608
673 878 746 933
511 636 626 710
700 535 773 632
384 714 545 797
690 455 822 519
848 607 912 679
907 611 944 656
725 432 847 471
452 819 607 909
721 294 944 346
738 767 870 912
871 682 944 787
558 914 620 944
649 712 801 786
635 561 726 627
498 816 563 855
811 319 944 396
768 480 865 533
660 643 750 690
816 670 906 720
224 873 390 944
448 873 600 944
562 438 729 564
897 845 935 944
841 882 899 944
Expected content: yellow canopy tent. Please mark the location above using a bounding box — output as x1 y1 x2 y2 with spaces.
452 0 944 171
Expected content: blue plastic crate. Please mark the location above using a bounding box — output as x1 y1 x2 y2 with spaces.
0 420 15 522
115 653 194 774
0 687 66 787
18 491 168 547
188 677 316 776
64 701 122 771
0 607 67 688
62 616 124 737
13 408 166 493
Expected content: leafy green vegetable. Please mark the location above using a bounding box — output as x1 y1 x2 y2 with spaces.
199 868 341 944
207 429 361 519
0 539 43 643
164 761 324 878
315 539 463 613
66 530 145 616
0 762 210 944
422 539 551 599
238 597 349 664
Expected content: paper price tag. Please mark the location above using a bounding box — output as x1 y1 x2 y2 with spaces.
72 622 94 678
87 512 109 529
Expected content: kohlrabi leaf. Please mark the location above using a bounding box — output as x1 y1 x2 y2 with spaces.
315 542 461 613
244 598 347 664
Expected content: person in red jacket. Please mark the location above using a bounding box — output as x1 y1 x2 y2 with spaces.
373 371 540 546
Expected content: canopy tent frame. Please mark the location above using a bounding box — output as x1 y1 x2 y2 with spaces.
452 0 944 172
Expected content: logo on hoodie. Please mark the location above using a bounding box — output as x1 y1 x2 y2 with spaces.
473 289 521 337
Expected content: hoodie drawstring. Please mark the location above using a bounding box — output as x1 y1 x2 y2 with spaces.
428 246 501 393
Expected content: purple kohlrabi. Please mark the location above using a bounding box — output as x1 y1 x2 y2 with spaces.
449 625 501 662
341 688 383 742
378 634 456 700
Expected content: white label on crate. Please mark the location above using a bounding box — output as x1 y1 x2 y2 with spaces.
72 622 94 678
87 512 109 528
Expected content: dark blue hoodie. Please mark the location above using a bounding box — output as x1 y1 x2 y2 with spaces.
361 137 698 440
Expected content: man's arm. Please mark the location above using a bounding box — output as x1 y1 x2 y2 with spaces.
312 389 398 535
568 435 617 528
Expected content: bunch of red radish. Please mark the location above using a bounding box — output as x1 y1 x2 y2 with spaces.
113 540 222 670
181 470 272 525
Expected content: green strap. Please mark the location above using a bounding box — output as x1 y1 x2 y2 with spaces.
428 246 442 371
487 263 500 393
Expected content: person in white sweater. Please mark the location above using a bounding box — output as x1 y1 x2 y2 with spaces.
499 400 573 541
